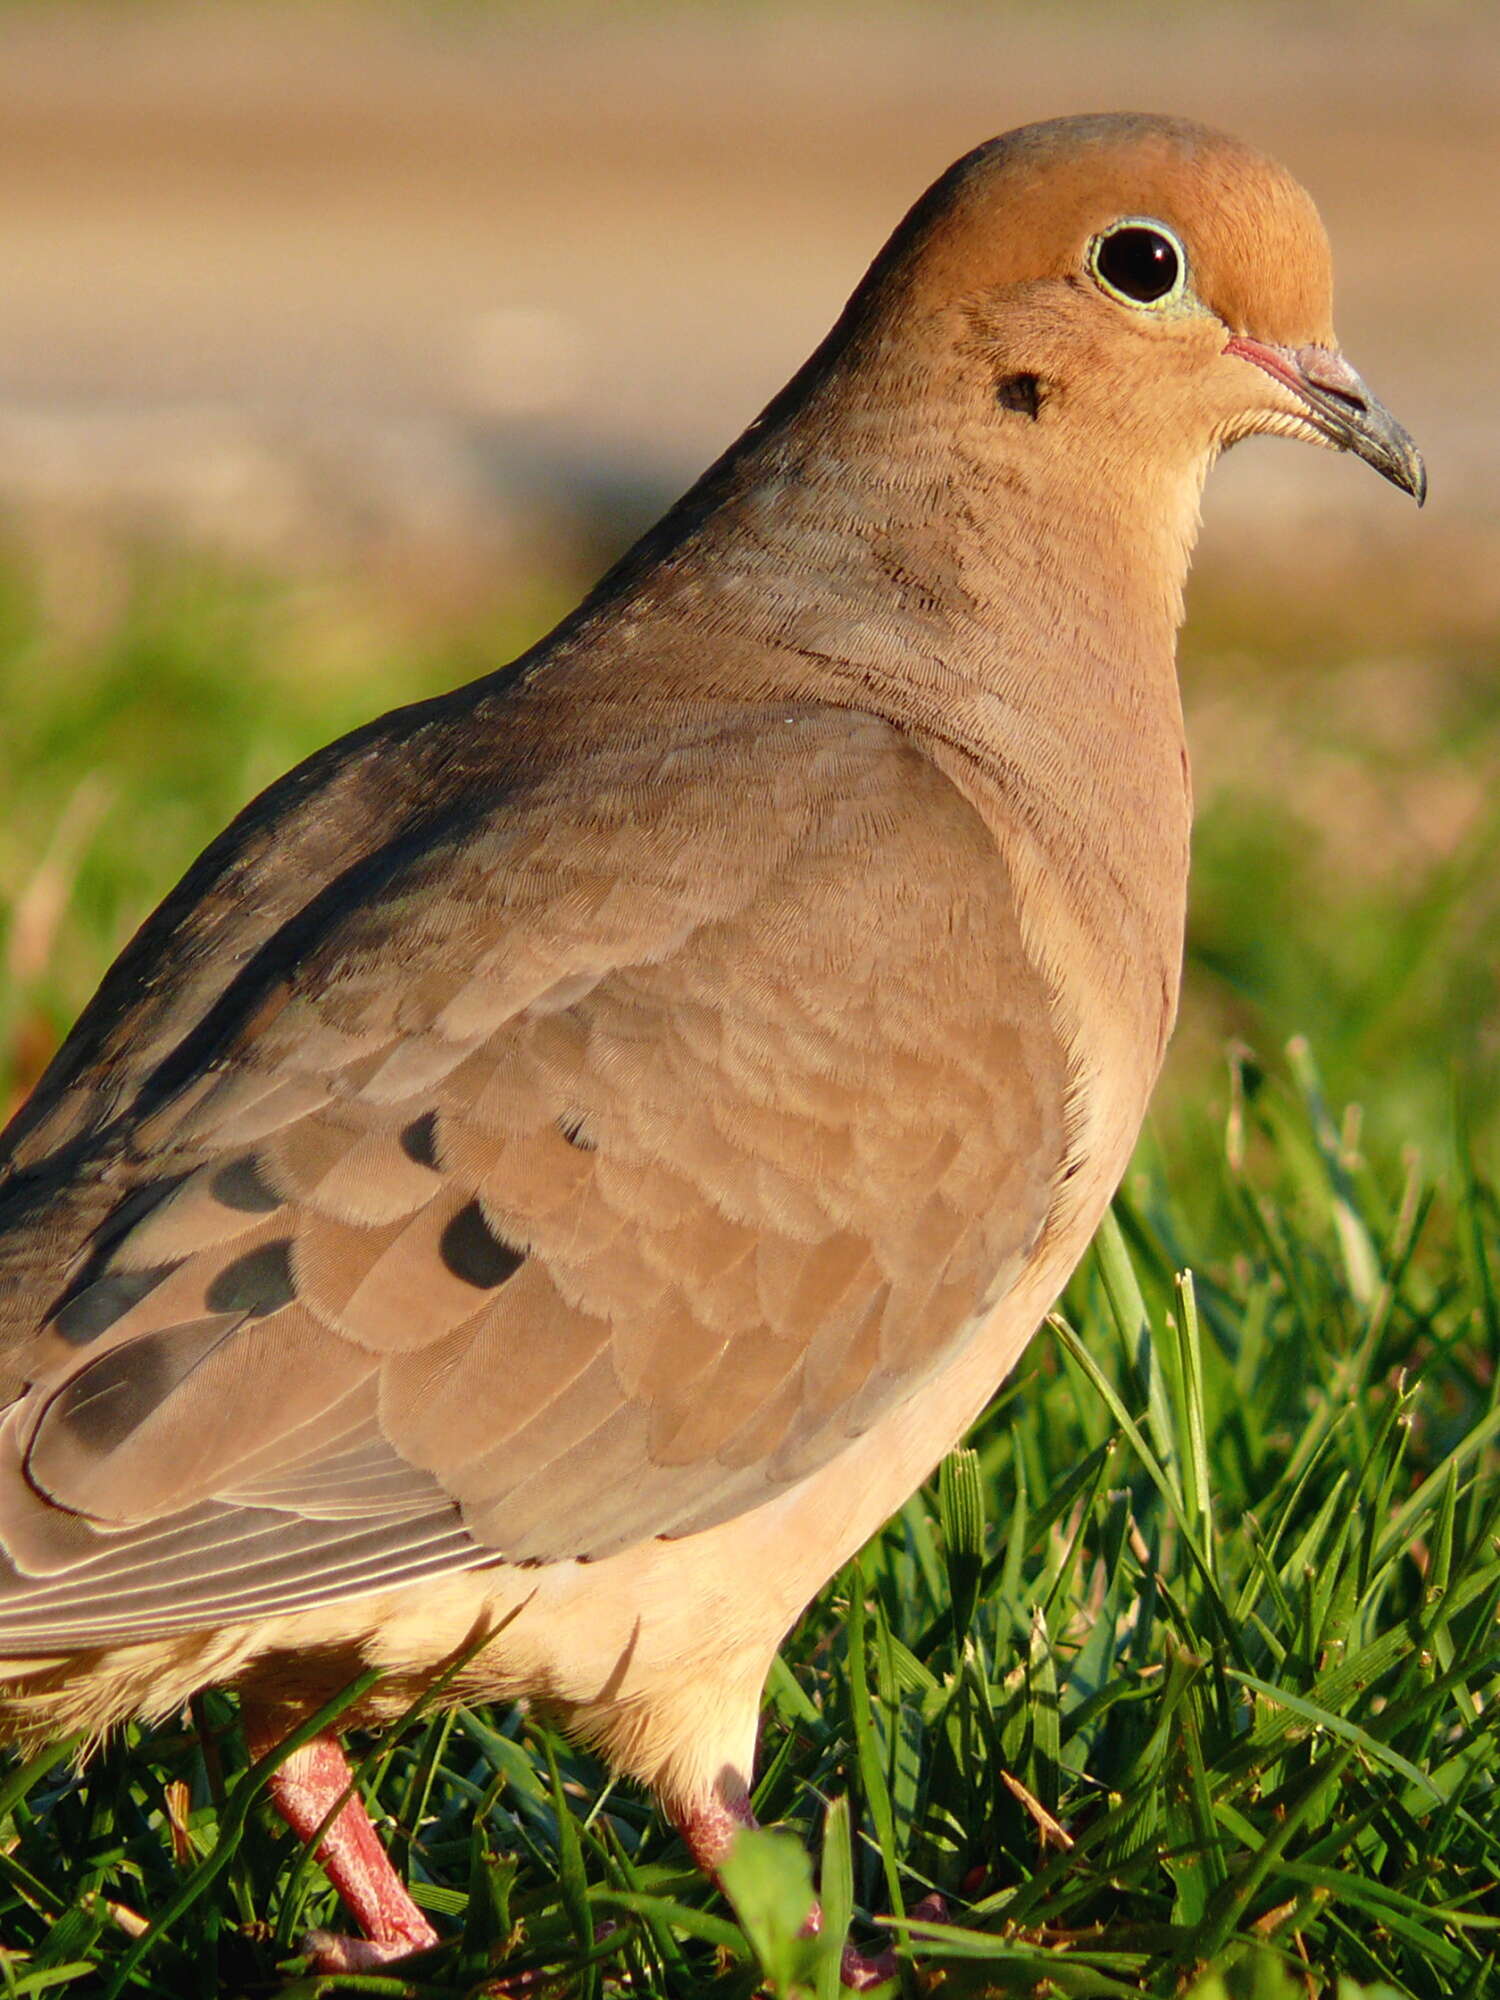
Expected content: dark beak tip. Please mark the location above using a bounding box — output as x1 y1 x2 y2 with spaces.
1346 415 1426 510
1230 337 1426 512
1385 436 1427 508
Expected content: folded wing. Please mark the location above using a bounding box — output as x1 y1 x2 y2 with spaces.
0 700 1067 1647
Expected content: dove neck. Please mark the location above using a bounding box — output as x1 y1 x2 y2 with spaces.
581 384 1200 851
561 384 1200 1126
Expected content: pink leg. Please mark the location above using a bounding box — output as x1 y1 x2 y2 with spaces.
248 1723 439 1972
672 1787 758 1877
671 1790 944 1990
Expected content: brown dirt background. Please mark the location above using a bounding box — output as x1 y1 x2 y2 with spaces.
0 1 1491 607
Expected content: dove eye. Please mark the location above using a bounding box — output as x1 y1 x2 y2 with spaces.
1088 219 1188 309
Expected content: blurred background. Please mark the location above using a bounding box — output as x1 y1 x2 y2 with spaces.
0 0 1495 1178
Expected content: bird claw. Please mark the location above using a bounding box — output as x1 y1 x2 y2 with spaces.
297 1921 620 1994
300 1922 440 1973
838 1892 948 1989
903 1891 950 1929
838 1942 900 1990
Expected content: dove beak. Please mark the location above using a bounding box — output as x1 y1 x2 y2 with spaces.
1226 336 1426 506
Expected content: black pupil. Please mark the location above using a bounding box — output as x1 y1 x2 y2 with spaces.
1097 226 1179 303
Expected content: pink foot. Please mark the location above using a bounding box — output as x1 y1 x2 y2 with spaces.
245 1720 440 1965
672 1792 947 1990
839 1942 899 1990
300 1927 436 1973
834 1891 948 1988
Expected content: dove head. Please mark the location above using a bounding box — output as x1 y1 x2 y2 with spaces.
831 112 1423 510
572 114 1420 717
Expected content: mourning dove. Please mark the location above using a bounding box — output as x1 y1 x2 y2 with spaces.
0 112 1421 1984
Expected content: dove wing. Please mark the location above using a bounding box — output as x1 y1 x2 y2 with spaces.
0 692 1066 1646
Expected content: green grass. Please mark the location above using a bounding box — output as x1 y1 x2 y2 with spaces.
0 544 1495 1996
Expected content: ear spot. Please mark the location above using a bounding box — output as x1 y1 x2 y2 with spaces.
996 373 1045 419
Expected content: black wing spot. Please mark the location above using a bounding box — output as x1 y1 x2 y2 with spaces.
399 1110 441 1170
54 1263 179 1345
44 1337 175 1456
440 1201 524 1291
558 1113 595 1152
36 1317 236 1468
46 1176 189 1336
205 1240 296 1317
210 1154 283 1213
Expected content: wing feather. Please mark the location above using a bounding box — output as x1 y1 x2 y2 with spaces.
0 700 1068 1646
